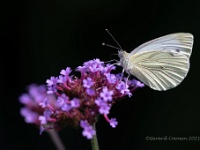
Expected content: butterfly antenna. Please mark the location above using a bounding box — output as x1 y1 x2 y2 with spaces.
105 29 123 50
102 42 121 51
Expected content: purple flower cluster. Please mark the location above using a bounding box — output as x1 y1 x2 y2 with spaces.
19 84 57 126
19 58 144 139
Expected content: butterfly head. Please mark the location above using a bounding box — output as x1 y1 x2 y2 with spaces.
118 50 128 59
117 50 130 70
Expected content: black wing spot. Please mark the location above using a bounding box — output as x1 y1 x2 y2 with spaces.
169 49 180 56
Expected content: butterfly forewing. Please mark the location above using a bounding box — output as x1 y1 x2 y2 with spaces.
122 33 193 91
130 33 193 58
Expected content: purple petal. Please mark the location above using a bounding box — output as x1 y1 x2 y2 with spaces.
71 98 80 108
100 87 113 102
20 107 38 123
83 77 94 88
38 116 47 124
60 67 72 76
86 88 95 96
61 103 72 111
109 118 118 128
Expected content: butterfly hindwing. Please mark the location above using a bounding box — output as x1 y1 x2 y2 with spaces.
127 48 190 91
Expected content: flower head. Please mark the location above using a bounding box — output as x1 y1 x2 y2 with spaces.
19 58 144 140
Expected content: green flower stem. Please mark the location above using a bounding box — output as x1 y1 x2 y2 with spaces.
91 123 99 150
48 129 67 150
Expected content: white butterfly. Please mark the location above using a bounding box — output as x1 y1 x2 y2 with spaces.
104 30 194 91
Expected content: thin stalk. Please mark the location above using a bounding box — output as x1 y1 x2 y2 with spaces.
91 123 99 150
48 130 67 150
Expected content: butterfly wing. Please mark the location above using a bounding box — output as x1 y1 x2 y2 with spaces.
130 33 193 58
127 33 193 91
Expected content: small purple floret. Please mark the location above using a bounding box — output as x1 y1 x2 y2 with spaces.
71 98 80 108
60 67 71 76
86 88 95 96
80 120 96 139
83 77 94 88
104 73 117 84
95 97 111 114
116 82 130 94
61 103 72 112
100 87 113 102
109 118 118 128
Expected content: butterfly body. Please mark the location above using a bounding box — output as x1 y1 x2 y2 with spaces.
117 33 193 91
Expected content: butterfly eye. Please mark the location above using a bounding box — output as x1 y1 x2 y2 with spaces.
118 50 123 57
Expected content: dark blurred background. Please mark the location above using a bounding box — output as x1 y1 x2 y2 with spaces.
1 0 200 150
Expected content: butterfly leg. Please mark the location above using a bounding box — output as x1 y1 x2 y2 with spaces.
125 74 130 88
119 69 125 82
119 69 129 88
104 59 119 64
